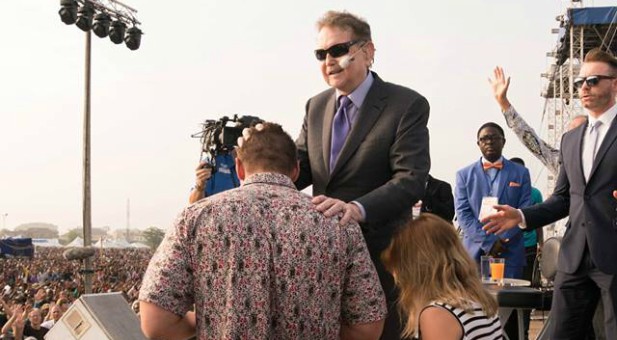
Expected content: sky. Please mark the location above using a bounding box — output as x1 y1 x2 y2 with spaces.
1 0 614 233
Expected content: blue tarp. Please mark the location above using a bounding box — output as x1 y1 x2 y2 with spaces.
0 238 34 258
570 7 617 26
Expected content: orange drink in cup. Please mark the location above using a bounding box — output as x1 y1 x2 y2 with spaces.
490 258 505 285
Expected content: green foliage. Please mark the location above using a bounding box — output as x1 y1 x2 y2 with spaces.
142 226 165 250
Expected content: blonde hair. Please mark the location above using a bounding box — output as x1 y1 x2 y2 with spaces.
381 214 498 338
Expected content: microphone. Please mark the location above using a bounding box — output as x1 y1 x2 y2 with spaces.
63 247 96 261
338 53 356 69
338 42 367 69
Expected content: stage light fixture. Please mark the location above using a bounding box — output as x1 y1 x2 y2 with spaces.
124 26 142 50
109 20 126 44
59 0 78 25
75 2 95 31
92 13 111 38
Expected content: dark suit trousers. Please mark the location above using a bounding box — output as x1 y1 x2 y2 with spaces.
550 249 617 339
367 243 401 340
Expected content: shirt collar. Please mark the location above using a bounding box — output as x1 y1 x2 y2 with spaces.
241 172 296 189
587 102 617 128
481 156 504 165
335 71 374 109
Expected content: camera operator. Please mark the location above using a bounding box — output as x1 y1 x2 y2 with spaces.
188 161 213 204
188 153 240 204
189 115 260 204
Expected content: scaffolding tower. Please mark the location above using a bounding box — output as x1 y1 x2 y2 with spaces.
540 2 617 236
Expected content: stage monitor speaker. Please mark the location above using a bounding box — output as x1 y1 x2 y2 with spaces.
45 292 147 340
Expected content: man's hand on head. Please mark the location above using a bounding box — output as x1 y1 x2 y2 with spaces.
613 190 617 200
312 195 363 225
236 123 265 147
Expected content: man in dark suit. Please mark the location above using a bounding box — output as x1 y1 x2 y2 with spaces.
420 175 455 223
295 11 430 339
482 48 617 339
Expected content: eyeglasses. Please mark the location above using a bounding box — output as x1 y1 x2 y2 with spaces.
314 40 364 61
573 75 615 89
478 135 503 143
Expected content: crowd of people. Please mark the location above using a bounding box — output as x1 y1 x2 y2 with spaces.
0 247 152 339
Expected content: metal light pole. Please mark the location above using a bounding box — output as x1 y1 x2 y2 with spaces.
83 28 93 294
59 0 142 294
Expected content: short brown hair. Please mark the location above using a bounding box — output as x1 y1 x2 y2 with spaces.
584 48 617 73
235 122 297 176
317 11 372 41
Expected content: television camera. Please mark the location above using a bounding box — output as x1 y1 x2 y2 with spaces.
191 114 263 166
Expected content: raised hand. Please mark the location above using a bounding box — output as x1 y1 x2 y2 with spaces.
488 66 512 111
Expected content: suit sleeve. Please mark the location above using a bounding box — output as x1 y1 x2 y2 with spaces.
523 149 570 228
355 95 430 223
434 182 455 222
455 170 488 243
423 181 455 222
503 106 560 175
294 99 313 191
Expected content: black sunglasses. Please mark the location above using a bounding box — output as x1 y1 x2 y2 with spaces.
573 75 616 89
314 40 364 61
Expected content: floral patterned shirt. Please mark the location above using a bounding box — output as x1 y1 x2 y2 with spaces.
139 172 386 339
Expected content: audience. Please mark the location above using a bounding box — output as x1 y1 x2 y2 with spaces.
0 247 152 339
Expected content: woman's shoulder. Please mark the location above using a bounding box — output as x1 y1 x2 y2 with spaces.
422 301 503 340
418 302 464 340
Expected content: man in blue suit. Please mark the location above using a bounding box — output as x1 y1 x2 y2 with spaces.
455 122 532 279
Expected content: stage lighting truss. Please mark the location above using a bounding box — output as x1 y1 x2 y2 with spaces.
125 26 142 50
59 0 78 25
109 20 126 44
75 2 95 31
92 13 111 38
59 0 143 50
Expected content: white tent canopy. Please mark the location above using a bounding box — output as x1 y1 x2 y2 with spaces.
32 238 62 247
65 236 83 247
93 239 131 249
129 242 150 249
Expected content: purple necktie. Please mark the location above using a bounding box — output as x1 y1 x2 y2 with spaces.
330 95 352 172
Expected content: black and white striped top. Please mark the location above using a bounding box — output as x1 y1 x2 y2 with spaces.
416 301 503 340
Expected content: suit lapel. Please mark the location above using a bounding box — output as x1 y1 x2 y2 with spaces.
330 75 387 177
321 93 337 174
472 160 490 199
572 123 587 184
496 160 509 201
588 117 617 181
